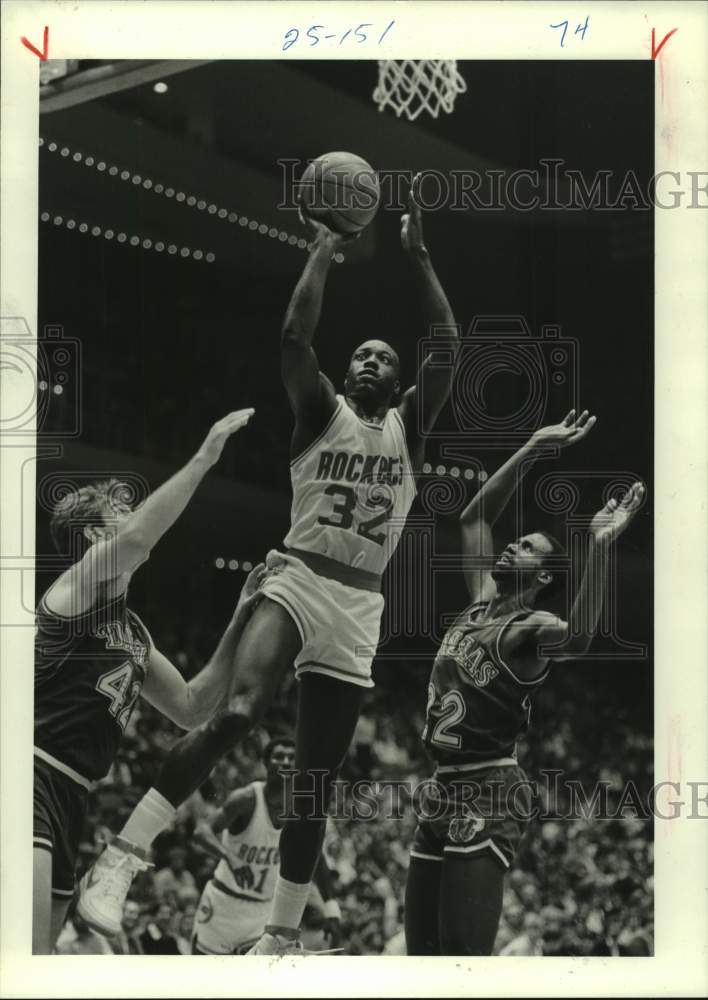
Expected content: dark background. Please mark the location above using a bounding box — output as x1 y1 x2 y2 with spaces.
36 58 653 733
37 58 655 957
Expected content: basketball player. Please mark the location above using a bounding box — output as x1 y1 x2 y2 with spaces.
191 734 340 954
33 408 265 953
79 175 459 953
404 410 645 955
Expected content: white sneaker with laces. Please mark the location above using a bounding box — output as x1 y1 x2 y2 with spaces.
247 931 304 956
77 840 149 936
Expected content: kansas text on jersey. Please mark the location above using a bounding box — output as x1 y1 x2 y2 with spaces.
285 395 416 581
34 591 151 783
423 602 550 767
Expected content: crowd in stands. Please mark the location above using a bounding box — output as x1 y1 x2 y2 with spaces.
58 630 654 956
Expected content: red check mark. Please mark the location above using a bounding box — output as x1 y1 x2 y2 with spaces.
21 26 49 61
651 27 677 61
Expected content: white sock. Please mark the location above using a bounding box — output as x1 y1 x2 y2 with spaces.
119 788 176 852
268 876 312 934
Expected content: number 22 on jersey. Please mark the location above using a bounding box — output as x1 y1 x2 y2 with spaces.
422 683 467 749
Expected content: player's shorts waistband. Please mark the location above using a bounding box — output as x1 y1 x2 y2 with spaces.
34 746 93 790
211 877 268 904
434 756 519 776
285 547 382 593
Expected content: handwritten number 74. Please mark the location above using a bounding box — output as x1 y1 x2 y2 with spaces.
550 15 589 48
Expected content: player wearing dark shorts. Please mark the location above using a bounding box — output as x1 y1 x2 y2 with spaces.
32 408 265 953
405 411 645 955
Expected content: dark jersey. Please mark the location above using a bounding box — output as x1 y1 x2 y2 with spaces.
34 588 151 782
423 601 550 767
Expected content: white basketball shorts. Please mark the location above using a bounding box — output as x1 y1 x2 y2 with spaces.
260 551 384 688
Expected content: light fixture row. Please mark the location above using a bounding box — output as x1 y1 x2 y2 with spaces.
421 463 485 481
39 211 216 261
214 558 254 571
38 137 343 262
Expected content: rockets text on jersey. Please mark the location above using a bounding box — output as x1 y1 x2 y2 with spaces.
284 396 416 578
212 783 281 901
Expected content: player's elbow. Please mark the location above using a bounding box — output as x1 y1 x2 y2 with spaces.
459 509 484 533
281 324 307 351
546 629 591 662
177 700 207 731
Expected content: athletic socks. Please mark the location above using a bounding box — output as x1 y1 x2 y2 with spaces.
267 876 312 935
119 787 177 852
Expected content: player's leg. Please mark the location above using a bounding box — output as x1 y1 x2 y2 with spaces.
152 598 301 806
50 896 72 950
32 852 71 954
32 847 53 954
280 673 365 881
255 673 365 948
404 856 442 955
437 853 505 955
79 598 301 936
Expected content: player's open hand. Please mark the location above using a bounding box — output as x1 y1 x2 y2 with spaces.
230 862 256 890
198 408 255 467
296 196 360 250
234 561 267 626
590 481 645 545
530 410 596 450
401 173 426 254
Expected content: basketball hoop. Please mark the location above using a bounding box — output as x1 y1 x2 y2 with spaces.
373 60 467 122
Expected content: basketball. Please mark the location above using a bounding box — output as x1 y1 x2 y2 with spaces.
298 151 381 235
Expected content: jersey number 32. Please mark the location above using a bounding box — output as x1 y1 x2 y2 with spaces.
317 484 393 546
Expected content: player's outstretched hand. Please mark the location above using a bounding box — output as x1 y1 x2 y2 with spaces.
530 409 597 450
590 481 645 545
198 408 255 467
296 196 360 250
233 561 267 627
401 172 426 254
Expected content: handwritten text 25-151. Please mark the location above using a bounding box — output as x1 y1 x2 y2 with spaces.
282 21 396 52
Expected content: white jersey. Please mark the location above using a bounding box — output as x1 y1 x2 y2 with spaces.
284 395 416 577
212 782 280 902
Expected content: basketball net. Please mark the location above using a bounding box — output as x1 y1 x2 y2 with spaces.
373 60 467 121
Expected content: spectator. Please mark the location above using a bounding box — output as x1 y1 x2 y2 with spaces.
109 899 144 955
349 713 376 779
175 905 196 956
153 846 197 905
499 913 544 956
64 624 652 956
139 902 181 955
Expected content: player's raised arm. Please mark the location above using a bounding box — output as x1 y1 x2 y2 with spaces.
44 409 255 617
459 411 596 603
193 786 257 862
280 208 344 441
398 173 459 459
141 562 267 729
538 481 646 661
